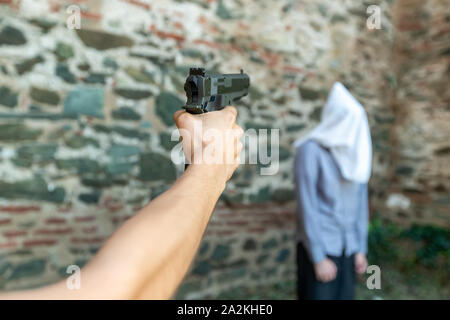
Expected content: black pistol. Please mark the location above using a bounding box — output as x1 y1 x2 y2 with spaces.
183 68 250 114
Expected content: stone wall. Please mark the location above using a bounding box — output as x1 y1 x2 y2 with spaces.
383 0 450 226
0 0 448 298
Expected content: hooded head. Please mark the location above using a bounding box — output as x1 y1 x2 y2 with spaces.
294 82 372 183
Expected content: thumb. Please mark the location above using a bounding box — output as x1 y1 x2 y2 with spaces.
174 110 194 128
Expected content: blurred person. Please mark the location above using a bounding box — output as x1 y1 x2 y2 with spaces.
294 82 371 300
0 106 243 300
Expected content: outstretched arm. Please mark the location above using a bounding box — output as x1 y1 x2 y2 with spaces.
0 106 243 300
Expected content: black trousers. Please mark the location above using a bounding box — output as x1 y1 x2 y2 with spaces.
296 242 356 300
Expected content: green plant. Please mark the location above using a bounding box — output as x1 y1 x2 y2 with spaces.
402 225 450 268
367 215 400 264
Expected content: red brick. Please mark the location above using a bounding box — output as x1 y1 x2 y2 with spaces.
106 203 124 212
0 205 40 213
173 22 183 30
154 30 185 42
250 42 260 51
80 11 102 20
288 82 297 90
34 228 73 235
397 21 423 31
0 218 11 225
283 65 306 74
230 44 243 53
49 2 61 12
259 51 280 68
0 0 19 9
45 218 67 224
173 11 184 18
123 0 151 11
193 39 220 49
3 230 27 238
0 241 17 249
74 216 96 222
238 22 250 30
208 25 220 34
24 239 57 247
198 15 208 25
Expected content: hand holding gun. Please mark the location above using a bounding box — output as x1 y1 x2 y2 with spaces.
181 68 249 169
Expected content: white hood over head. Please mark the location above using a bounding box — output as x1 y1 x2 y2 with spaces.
294 82 372 183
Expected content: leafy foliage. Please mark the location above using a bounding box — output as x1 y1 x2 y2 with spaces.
367 215 400 264
368 215 450 277
401 225 450 268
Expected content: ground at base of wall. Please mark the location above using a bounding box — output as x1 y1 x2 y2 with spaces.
202 281 297 300
356 264 450 300
192 264 449 300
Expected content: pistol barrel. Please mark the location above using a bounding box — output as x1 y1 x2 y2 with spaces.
183 68 250 114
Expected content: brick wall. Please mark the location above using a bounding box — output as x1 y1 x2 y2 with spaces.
0 0 448 297
177 203 296 298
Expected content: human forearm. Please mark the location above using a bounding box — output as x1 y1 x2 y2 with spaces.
105 164 226 299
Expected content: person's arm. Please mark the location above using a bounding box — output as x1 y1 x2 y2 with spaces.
295 144 336 282
356 183 369 255
294 144 327 264
355 183 369 274
0 106 243 300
